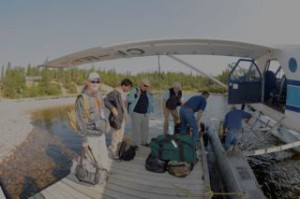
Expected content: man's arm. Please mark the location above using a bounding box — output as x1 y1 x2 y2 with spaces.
76 95 87 134
127 87 138 103
196 110 203 129
104 91 118 116
242 112 252 124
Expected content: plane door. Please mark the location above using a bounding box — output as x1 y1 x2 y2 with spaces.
228 59 262 104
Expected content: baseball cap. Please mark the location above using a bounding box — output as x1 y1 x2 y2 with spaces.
141 78 150 86
88 72 100 81
172 82 182 89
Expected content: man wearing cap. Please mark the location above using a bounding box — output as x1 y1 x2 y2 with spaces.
76 72 111 172
127 78 154 146
162 82 183 134
179 91 210 143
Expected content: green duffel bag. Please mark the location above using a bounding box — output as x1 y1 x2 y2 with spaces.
149 134 197 164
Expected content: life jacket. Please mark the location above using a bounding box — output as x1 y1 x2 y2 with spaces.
166 88 182 110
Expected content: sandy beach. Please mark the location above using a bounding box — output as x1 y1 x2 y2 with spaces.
0 97 75 164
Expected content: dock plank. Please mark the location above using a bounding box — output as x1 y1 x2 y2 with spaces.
54 181 92 199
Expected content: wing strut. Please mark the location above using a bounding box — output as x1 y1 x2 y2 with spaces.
167 55 227 88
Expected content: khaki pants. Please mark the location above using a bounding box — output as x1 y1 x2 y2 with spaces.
109 120 126 155
132 112 149 145
163 107 180 134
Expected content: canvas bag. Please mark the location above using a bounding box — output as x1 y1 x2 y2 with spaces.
167 161 194 178
108 113 121 130
108 90 123 130
74 145 108 185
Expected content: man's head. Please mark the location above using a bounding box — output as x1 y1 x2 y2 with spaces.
88 72 100 92
140 78 150 91
121 78 133 92
172 82 182 92
201 90 210 99
230 105 237 111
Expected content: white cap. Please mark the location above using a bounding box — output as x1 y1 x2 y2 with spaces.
88 72 100 81
141 78 151 86
172 82 182 89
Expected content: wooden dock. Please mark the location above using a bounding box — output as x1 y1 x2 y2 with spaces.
29 144 211 199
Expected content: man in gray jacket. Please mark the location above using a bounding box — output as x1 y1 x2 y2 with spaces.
104 78 133 158
76 72 111 171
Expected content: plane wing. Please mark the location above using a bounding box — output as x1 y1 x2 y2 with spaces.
44 39 274 68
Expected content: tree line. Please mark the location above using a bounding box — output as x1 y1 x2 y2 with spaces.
0 64 229 99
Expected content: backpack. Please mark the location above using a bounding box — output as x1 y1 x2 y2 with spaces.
67 94 90 134
145 153 168 173
118 140 138 161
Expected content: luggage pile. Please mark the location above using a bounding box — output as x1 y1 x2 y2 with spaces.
145 134 197 177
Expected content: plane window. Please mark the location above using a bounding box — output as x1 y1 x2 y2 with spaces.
229 60 261 82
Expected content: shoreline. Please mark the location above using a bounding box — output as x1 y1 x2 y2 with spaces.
0 97 75 165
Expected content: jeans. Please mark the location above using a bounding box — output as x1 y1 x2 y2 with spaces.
224 129 241 150
179 107 198 143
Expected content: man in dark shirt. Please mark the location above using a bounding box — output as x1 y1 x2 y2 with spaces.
127 78 154 146
179 91 210 143
223 106 252 150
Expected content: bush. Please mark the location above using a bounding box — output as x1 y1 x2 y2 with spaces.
64 82 77 94
24 86 40 97
46 83 62 96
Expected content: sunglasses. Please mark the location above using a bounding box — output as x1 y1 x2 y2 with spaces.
143 84 149 87
91 80 100 84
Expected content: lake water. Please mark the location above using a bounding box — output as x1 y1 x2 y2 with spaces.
0 93 299 199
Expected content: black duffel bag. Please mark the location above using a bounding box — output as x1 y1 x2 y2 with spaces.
145 153 168 173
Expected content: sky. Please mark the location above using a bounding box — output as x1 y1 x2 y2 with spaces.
1 0 300 75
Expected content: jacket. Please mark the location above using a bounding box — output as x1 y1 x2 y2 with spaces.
76 89 107 136
127 87 154 115
104 88 127 129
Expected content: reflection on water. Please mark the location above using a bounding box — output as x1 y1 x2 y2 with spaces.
0 94 299 198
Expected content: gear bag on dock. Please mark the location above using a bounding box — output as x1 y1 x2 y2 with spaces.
149 134 197 164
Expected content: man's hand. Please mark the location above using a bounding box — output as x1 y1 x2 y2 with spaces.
83 141 89 148
111 107 118 117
